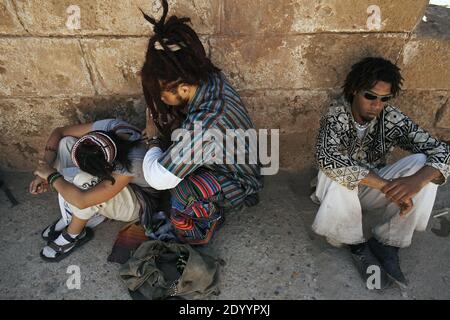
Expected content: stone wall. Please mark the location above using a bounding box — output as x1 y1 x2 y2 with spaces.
0 0 449 171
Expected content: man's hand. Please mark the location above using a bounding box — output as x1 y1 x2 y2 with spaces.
397 197 413 217
381 176 424 204
361 171 414 217
142 108 160 141
29 176 49 195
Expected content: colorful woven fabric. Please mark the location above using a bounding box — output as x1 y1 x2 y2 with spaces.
169 171 223 245
172 170 221 206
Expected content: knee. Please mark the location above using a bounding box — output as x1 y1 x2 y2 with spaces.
171 179 193 207
404 153 427 174
410 153 427 165
73 172 99 189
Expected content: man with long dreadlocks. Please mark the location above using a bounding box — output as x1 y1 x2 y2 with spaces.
140 0 263 245
312 57 450 289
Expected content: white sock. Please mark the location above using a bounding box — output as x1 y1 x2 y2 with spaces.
42 232 79 258
55 218 68 232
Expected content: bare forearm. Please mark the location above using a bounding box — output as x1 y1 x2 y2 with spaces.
412 165 444 186
43 127 64 166
379 165 442 207
50 174 130 209
362 171 413 215
52 178 87 209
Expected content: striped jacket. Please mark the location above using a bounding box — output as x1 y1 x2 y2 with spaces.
158 72 263 207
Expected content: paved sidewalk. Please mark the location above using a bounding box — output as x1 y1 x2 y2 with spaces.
0 170 449 299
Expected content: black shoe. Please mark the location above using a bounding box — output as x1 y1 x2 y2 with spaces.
368 237 408 288
349 243 392 290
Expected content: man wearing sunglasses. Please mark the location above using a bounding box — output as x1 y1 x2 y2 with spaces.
312 57 450 289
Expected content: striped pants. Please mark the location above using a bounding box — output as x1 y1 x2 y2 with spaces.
169 168 258 245
169 170 225 245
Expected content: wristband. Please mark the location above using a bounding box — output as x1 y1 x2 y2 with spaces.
146 136 162 149
47 172 62 186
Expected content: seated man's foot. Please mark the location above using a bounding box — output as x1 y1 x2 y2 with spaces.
40 227 94 262
42 215 105 241
368 237 408 288
349 242 392 290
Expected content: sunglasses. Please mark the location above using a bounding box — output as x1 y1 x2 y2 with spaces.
362 91 393 102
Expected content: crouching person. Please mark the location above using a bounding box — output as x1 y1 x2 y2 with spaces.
140 1 263 245
312 57 450 289
31 119 153 262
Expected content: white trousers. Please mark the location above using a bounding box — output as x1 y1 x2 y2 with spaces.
312 154 438 248
54 137 140 226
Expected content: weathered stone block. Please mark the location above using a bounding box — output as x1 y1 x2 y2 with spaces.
0 0 25 35
241 89 333 133
400 39 450 90
13 0 220 36
211 34 406 90
0 38 94 97
0 98 73 170
81 36 210 95
240 90 337 172
0 96 147 170
436 96 450 129
399 5 450 90
223 0 428 35
81 38 148 95
279 132 317 172
393 90 449 130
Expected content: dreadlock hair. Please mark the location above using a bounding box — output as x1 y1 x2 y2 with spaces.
74 131 139 185
343 57 403 104
140 0 220 140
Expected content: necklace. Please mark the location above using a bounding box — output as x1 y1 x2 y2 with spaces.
355 121 369 129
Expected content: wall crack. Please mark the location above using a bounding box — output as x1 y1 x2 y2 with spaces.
10 0 30 34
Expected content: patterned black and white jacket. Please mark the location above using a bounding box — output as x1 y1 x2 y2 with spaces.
316 95 450 190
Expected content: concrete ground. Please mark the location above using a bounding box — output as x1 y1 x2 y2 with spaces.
0 170 449 300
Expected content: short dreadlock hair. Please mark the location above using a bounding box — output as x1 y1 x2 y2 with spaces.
343 57 403 104
74 131 138 185
140 0 220 140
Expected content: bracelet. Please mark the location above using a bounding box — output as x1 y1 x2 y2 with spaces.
47 172 62 186
49 174 63 186
49 176 63 190
146 136 162 149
